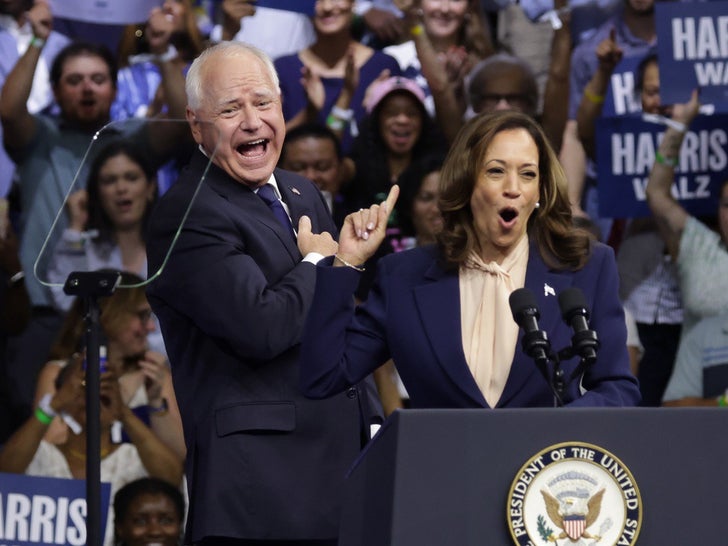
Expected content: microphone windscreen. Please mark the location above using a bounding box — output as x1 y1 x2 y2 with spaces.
558 287 588 320
509 288 538 323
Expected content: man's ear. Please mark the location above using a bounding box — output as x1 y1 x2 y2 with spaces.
186 107 203 145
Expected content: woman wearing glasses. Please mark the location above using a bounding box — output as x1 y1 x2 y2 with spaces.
30 272 185 461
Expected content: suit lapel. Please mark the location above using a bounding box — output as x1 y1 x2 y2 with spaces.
203 162 300 259
276 171 308 231
276 169 336 237
413 261 488 407
498 244 572 406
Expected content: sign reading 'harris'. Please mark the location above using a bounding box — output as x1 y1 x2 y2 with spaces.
656 1 728 110
0 473 110 546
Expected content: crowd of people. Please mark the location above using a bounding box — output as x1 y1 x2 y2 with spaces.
0 0 726 544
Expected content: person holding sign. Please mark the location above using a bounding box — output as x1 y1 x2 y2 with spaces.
564 0 657 228
579 48 685 406
0 355 183 546
646 90 728 348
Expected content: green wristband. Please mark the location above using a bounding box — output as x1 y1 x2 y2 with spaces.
326 114 345 131
30 36 45 49
35 406 54 425
654 151 678 168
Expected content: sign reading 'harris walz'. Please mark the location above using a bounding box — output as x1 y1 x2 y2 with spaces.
0 472 111 546
656 1 728 110
595 114 728 218
507 442 642 546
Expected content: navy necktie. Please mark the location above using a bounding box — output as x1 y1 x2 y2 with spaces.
257 184 296 240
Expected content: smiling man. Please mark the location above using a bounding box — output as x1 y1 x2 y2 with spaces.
146 41 382 546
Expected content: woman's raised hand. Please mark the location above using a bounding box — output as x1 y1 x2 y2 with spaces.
336 185 399 267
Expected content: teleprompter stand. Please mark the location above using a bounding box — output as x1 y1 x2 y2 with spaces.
63 270 121 546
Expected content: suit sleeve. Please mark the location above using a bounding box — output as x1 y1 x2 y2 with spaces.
299 257 391 398
567 245 642 407
150 193 318 362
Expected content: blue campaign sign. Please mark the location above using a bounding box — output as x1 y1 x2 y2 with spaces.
599 54 643 117
254 0 316 15
656 2 728 111
595 114 728 218
0 473 111 546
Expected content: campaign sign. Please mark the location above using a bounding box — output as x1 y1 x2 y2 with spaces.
49 0 154 24
598 54 644 118
595 114 728 218
0 473 111 546
656 2 728 111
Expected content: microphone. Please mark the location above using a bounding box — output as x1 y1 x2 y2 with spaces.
509 288 551 365
557 287 599 364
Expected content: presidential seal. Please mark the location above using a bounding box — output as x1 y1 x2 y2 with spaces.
507 442 641 546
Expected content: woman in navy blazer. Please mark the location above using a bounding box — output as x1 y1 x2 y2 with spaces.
300 111 640 408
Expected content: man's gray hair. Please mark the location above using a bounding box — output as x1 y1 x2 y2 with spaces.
185 41 281 111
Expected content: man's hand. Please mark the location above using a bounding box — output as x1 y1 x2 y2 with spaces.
595 28 622 75
146 7 175 55
50 354 85 414
221 0 256 38
66 189 88 232
139 351 170 406
671 88 700 127
297 216 338 257
27 0 53 41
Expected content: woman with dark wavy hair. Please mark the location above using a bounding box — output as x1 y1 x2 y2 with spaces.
47 140 157 313
300 110 640 409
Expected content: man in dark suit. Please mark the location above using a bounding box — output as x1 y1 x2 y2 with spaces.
146 41 377 545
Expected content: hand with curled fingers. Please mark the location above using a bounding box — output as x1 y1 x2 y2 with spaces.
139 351 170 405
343 46 360 97
146 7 175 54
65 189 88 232
51 353 86 414
27 0 53 41
595 28 623 75
671 88 701 127
300 64 325 113
336 185 399 267
100 368 127 422
297 216 339 257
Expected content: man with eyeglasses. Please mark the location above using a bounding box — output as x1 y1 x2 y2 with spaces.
464 43 571 153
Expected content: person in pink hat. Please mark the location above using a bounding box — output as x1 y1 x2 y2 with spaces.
345 75 447 232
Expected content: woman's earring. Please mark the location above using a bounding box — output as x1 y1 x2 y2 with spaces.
535 202 540 209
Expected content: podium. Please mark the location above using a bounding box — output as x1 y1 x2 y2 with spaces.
340 408 728 544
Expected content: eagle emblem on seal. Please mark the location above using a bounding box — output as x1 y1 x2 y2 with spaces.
540 471 605 543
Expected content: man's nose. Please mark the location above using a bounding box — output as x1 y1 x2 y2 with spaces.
238 106 262 131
